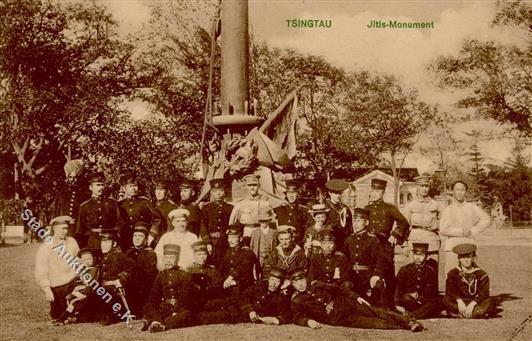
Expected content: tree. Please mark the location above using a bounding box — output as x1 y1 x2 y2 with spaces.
417 111 461 192
342 72 437 206
0 0 135 206
482 137 531 221
430 0 532 136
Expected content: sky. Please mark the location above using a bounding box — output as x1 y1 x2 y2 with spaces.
101 0 530 170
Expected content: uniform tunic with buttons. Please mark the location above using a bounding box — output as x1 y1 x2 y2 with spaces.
309 250 351 286
291 281 360 327
100 249 136 284
119 197 163 249
395 262 438 306
228 195 270 237
343 230 386 296
274 203 308 244
49 184 90 236
364 199 410 245
76 197 122 249
144 267 194 323
240 280 292 323
403 198 443 253
126 246 159 316
187 263 224 311
155 199 177 236
220 244 257 293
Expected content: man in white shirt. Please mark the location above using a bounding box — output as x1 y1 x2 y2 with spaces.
439 180 490 289
154 208 199 270
35 215 80 325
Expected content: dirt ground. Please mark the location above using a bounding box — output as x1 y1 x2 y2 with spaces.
1 241 531 341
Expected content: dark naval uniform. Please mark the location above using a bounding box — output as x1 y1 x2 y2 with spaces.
220 244 257 296
395 262 441 319
155 198 177 236
291 279 415 330
239 280 292 323
201 200 234 265
188 263 224 308
144 267 194 329
274 203 308 245
444 266 492 317
323 199 350 248
76 197 122 251
49 184 90 236
365 198 409 305
126 246 158 317
98 248 136 324
309 250 351 287
344 230 387 307
118 196 162 250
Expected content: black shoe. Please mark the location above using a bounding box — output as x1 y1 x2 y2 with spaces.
148 322 165 333
408 321 424 333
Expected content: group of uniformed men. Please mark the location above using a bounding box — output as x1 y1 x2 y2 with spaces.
35 159 498 333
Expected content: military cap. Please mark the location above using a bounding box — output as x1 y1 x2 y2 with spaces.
77 248 94 258
180 178 195 189
64 159 84 178
284 179 301 193
414 173 431 185
308 203 330 215
371 179 387 190
120 173 137 186
154 178 169 190
163 244 181 256
50 215 74 227
227 224 244 236
168 208 190 220
318 228 335 242
277 225 296 235
325 179 349 193
290 268 307 281
243 174 260 185
412 243 429 254
352 208 370 220
452 243 477 256
101 230 118 241
191 241 209 254
269 267 286 280
209 178 226 189
88 171 105 184
258 207 275 221
133 222 150 236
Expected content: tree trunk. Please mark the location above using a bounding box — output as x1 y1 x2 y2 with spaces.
390 151 400 207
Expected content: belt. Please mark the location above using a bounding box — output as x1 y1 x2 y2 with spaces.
243 224 260 228
412 225 431 230
90 228 103 234
210 232 221 239
352 264 369 271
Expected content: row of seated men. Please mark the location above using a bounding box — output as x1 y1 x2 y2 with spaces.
36 211 498 333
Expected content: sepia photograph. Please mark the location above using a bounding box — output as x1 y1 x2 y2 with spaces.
0 0 531 340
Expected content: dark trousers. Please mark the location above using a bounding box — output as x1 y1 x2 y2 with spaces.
399 295 442 319
443 296 495 318
196 298 240 325
50 280 77 320
331 298 412 330
352 273 387 308
145 303 190 329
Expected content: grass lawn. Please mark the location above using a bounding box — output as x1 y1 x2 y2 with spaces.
1 242 531 341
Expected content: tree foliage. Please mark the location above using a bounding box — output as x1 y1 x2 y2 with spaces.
0 0 135 205
430 0 532 136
